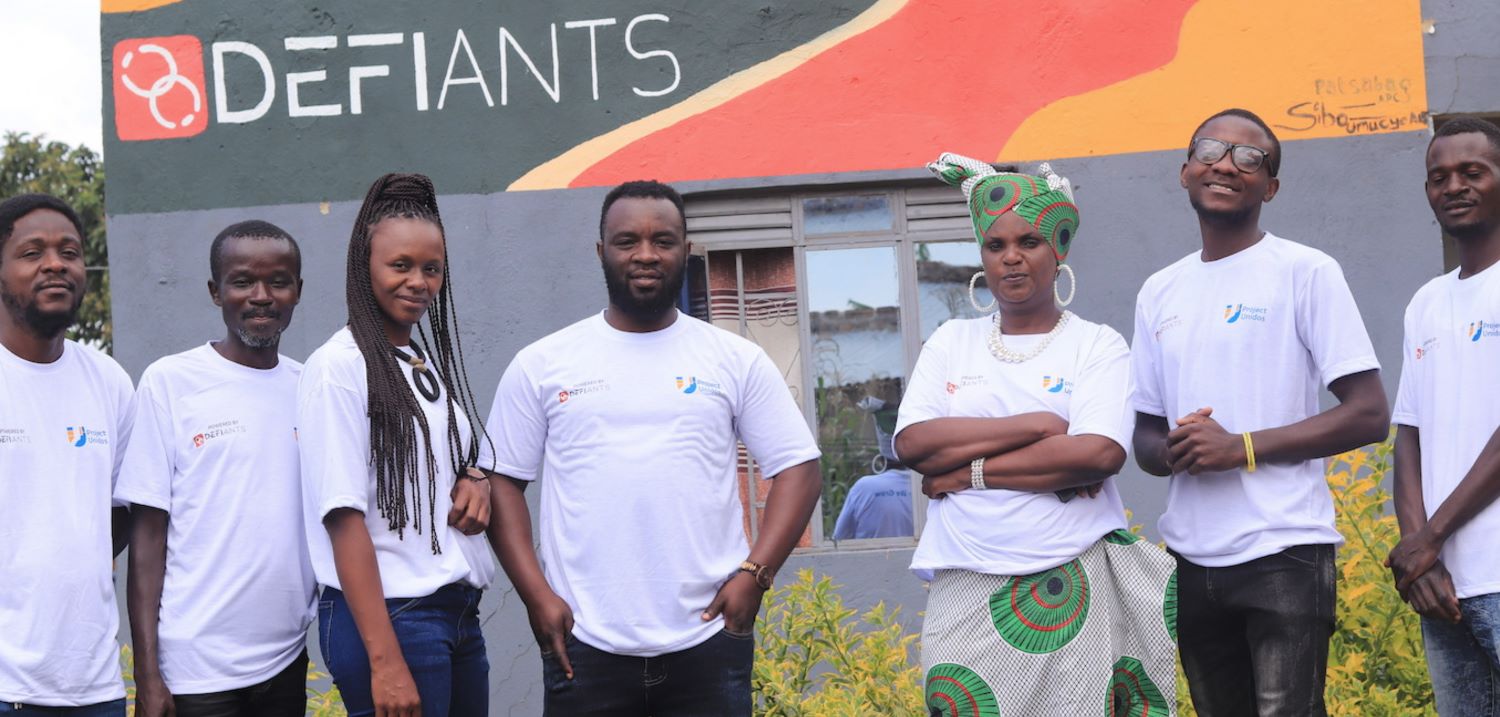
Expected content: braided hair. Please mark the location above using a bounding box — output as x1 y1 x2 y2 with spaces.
345 173 491 553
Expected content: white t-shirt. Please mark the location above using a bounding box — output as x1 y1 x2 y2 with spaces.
113 344 316 693
1130 234 1379 567
895 315 1132 581
1393 263 1500 599
297 328 494 598
480 311 820 657
0 340 132 706
831 469 913 540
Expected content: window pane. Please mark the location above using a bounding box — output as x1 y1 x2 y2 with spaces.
916 240 987 343
807 246 913 541
802 195 892 235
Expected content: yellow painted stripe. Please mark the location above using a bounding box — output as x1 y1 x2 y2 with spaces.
508 0 909 191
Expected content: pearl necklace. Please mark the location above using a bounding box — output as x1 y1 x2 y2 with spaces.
987 311 1071 364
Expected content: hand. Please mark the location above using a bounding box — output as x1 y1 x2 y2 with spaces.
528 591 575 679
371 660 422 717
1400 560 1462 623
1386 529 1444 593
135 672 175 717
1166 410 1246 475
703 571 765 635
921 465 970 499
448 476 491 535
1080 482 1105 499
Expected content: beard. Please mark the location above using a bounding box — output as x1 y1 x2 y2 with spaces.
1189 195 1257 229
0 281 81 339
235 309 285 349
601 260 685 323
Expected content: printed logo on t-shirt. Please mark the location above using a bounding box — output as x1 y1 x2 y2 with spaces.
1415 337 1439 360
558 379 609 404
192 419 247 448
675 375 724 397
0 428 31 445
1155 315 1183 339
1041 375 1074 395
65 426 110 447
1467 320 1500 342
947 375 987 394
1224 303 1268 323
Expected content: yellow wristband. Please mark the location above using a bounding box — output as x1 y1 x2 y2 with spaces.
1242 432 1257 473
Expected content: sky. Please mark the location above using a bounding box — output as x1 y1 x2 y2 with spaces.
1 1 105 151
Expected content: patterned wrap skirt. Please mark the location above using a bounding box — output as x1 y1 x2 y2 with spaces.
921 529 1179 716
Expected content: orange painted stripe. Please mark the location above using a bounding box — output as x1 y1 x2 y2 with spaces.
102 0 185 13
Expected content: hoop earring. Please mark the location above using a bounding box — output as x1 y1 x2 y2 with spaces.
969 271 997 312
870 454 888 474
1054 263 1076 307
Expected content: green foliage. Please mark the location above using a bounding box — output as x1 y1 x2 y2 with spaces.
754 569 923 716
0 131 111 351
121 644 347 716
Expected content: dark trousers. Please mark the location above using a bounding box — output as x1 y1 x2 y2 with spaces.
1176 544 1337 717
542 630 754 717
0 701 124 716
171 650 307 717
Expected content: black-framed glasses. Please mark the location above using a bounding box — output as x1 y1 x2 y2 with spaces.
1190 137 1272 175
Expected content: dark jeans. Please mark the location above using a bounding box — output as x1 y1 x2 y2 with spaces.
0 701 124 716
319 583 488 717
171 650 307 717
1176 543 1337 717
542 629 754 717
1423 591 1500 716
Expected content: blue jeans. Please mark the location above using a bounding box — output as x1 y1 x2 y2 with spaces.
1175 544 1337 717
542 629 754 716
0 701 124 716
1423 592 1500 716
319 583 488 717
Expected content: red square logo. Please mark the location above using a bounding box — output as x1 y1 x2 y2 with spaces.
113 36 207 141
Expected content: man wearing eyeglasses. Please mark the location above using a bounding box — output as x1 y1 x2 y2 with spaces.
1128 108 1390 716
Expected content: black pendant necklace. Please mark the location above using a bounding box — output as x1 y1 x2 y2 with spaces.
392 341 441 403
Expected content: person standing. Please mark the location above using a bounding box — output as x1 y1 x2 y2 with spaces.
1388 117 1500 716
0 194 134 715
117 221 315 716
481 180 822 716
1130 109 1390 716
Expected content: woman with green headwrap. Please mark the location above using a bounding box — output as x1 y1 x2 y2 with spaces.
893 153 1178 716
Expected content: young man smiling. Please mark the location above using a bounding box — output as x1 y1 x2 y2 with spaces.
480 180 821 716
115 221 316 717
1130 109 1390 716
0 194 134 715
1388 117 1500 716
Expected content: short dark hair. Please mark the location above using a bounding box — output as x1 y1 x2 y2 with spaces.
1431 117 1500 159
1189 108 1282 177
0 193 86 258
209 220 301 281
598 180 686 242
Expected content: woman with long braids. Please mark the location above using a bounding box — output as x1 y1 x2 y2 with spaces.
895 154 1177 715
298 173 495 715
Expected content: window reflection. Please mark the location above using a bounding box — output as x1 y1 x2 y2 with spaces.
807 246 913 540
916 241 987 343
803 195 892 235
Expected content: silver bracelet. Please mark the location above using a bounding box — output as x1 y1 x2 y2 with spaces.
970 458 987 491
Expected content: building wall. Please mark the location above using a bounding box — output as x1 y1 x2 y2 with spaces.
99 0 1496 711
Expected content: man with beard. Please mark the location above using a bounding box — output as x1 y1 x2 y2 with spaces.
1129 109 1390 716
1387 117 1500 715
479 180 821 716
114 221 316 717
0 194 134 715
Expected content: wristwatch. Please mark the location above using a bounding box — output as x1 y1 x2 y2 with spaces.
738 560 776 590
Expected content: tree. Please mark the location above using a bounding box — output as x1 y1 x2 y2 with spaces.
0 132 110 352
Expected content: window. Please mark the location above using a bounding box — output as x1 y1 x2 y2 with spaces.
684 183 983 549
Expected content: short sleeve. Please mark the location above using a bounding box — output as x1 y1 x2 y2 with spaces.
892 322 953 456
1065 327 1133 451
109 366 136 507
114 373 174 511
1297 257 1381 387
734 349 820 478
831 481 869 540
1128 292 1166 418
1392 301 1420 428
297 380 373 519
478 353 548 481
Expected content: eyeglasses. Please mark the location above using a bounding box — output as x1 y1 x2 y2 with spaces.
1190 137 1273 175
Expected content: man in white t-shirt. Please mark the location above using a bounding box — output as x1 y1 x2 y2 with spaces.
0 194 134 716
1129 109 1390 717
1387 117 1500 716
115 221 316 717
480 180 822 717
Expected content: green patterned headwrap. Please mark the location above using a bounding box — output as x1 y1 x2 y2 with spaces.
927 152 1080 261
